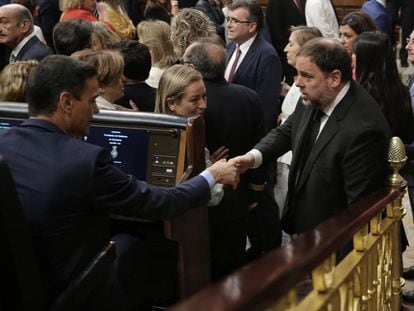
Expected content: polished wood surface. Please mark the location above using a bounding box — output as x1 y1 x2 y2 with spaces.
169 188 400 310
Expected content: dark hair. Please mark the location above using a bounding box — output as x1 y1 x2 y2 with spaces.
229 0 263 32
11 0 38 15
297 38 352 82
114 39 152 81
53 19 93 56
340 11 377 35
183 38 226 80
27 55 97 115
353 31 412 141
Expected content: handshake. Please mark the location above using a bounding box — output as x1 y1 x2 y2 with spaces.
206 153 256 189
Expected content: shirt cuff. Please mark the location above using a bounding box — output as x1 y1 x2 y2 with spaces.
200 170 215 189
249 149 263 168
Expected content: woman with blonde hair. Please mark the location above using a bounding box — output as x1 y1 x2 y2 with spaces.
71 49 136 111
155 64 223 206
170 8 216 59
137 20 177 88
97 0 136 39
0 60 38 102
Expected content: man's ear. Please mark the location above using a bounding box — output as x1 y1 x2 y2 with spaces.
330 69 342 88
20 19 31 35
58 91 74 114
249 22 257 34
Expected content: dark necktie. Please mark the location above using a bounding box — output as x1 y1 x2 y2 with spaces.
228 46 241 83
295 109 325 185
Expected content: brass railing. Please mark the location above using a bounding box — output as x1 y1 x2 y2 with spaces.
169 137 407 311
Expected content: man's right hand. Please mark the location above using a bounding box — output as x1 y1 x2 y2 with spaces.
207 159 239 189
231 153 255 174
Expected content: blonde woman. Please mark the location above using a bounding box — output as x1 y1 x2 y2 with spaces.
170 8 216 59
98 0 136 39
0 60 38 102
137 20 177 88
155 64 223 206
71 49 137 111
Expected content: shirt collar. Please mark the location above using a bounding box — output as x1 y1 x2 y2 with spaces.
237 34 257 54
322 82 350 117
11 32 35 59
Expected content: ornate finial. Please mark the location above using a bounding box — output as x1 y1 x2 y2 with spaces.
388 137 407 187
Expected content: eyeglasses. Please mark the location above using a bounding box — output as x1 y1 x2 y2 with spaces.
406 37 414 45
226 16 254 25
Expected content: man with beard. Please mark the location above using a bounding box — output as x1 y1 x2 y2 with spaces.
233 38 391 235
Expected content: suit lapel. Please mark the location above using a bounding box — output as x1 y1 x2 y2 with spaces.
295 82 355 193
226 43 236 65
231 36 259 81
16 36 36 61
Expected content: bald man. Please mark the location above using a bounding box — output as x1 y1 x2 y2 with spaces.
0 3 51 63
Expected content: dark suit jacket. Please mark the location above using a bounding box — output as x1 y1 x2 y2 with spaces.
226 35 282 130
16 35 53 62
0 118 210 304
115 82 156 112
255 81 391 233
266 0 306 53
39 0 61 49
204 78 267 224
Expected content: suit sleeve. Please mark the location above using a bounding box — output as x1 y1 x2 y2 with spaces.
90 150 211 220
256 51 282 130
342 128 389 206
254 111 293 164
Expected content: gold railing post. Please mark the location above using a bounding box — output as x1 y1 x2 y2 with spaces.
387 137 407 310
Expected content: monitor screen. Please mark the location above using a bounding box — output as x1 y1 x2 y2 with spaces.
84 125 150 180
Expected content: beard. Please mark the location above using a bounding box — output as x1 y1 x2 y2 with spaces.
302 87 336 111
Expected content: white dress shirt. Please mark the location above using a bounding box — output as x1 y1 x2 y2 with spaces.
224 34 257 81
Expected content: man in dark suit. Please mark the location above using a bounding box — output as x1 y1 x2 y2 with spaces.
38 0 60 50
183 39 281 279
0 4 51 63
225 0 282 131
234 38 391 235
0 55 238 309
266 0 306 85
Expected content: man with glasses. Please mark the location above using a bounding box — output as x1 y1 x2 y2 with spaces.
225 0 281 132
225 0 282 262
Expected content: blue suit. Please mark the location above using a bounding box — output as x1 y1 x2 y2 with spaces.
362 0 394 42
0 118 210 309
226 35 282 130
15 35 52 62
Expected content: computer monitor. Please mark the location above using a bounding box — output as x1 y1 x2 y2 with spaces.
0 103 189 187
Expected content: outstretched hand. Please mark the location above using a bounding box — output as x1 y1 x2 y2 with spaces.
230 153 255 174
207 159 239 190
